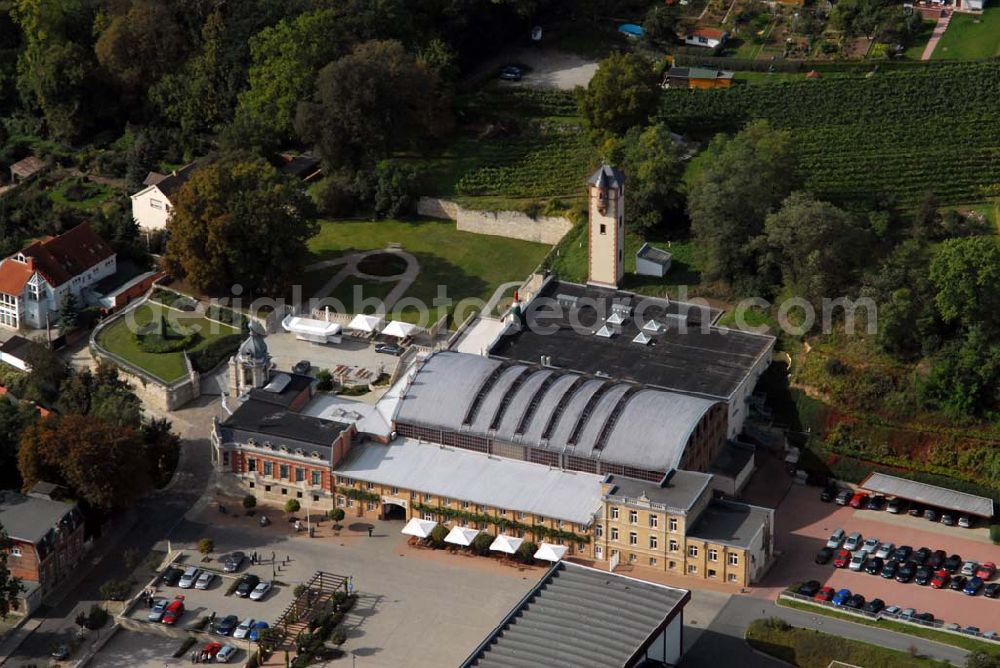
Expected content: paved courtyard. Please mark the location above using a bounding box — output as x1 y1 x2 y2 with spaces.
264 332 399 391
755 484 1000 630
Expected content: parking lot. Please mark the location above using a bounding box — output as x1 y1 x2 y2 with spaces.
92 628 242 667
758 484 1000 630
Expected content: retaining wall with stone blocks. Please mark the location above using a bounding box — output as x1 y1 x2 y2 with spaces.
417 197 571 245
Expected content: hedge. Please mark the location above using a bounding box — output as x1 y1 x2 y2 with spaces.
188 333 243 373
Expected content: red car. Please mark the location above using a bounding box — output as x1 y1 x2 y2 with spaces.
849 492 869 509
930 569 950 589
975 562 996 580
200 642 222 659
833 549 852 568
162 596 185 625
814 586 836 602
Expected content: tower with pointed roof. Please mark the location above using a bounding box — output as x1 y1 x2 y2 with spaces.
587 164 625 288
229 321 270 398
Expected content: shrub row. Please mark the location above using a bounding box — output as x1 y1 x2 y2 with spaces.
188 334 243 373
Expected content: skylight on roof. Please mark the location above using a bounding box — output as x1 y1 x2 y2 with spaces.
632 331 652 345
606 312 626 325
643 320 664 333
595 324 614 338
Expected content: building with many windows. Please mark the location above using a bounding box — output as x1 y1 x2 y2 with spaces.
0 223 116 329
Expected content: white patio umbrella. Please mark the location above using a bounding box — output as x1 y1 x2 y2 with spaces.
347 313 384 333
533 543 568 562
444 526 481 547
401 518 437 539
381 320 420 339
488 534 524 555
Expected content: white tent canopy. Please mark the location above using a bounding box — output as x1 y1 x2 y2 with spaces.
381 320 420 339
444 526 481 547
282 315 342 343
347 313 384 333
533 543 568 562
489 534 524 555
401 517 437 539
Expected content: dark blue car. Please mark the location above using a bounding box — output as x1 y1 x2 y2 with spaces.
964 577 984 596
832 588 852 606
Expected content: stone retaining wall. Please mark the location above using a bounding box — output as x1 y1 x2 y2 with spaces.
417 197 572 245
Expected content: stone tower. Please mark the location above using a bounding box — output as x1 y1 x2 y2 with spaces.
228 321 270 398
587 164 625 288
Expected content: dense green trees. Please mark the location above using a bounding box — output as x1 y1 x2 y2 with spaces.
94 0 188 95
608 123 685 234
577 52 659 141
163 154 316 294
687 121 796 289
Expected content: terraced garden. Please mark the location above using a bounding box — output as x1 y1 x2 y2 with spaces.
659 62 1000 204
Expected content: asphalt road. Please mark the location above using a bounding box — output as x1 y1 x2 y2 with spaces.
682 596 970 667
5 396 218 664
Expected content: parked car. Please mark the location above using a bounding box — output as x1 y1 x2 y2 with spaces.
292 360 311 375
835 490 853 506
964 577 985 596
849 492 868 509
931 569 951 589
826 529 846 549
881 560 899 579
912 547 931 566
820 484 838 502
815 547 834 565
178 567 201 589
844 594 866 609
862 598 885 614
896 561 917 583
908 505 923 517
51 644 70 660
832 588 852 606
201 643 223 660
147 597 170 622
985 583 1000 598
215 615 239 636
249 581 272 601
865 557 884 575
928 550 947 570
963 626 981 636
883 605 902 617
844 532 863 551
886 497 905 514
195 571 215 590
899 608 917 619
249 621 270 642
945 622 961 632
861 537 880 555
915 566 933 586
975 562 996 580
499 65 523 81
849 551 867 571
890 545 913 563
941 513 956 526
236 574 261 598
375 342 405 356
874 542 894 560
866 495 886 511
949 575 968 591
162 597 185 625
924 508 938 522
915 612 935 623
161 567 184 586
217 645 238 663
961 561 979 577
223 552 246 573
233 618 256 640
798 580 821 597
958 515 973 528
944 554 963 573
833 549 853 568
984 631 999 640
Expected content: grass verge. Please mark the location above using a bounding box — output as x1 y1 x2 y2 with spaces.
778 595 999 654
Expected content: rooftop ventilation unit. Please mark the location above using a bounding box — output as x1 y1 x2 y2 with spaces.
556 293 579 310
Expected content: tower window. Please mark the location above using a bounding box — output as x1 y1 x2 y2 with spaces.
599 224 607 235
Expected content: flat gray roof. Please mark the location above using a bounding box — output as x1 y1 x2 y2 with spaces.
0 491 79 545
335 439 605 525
861 472 994 518
604 470 713 514
686 500 771 549
461 562 689 668
394 351 719 474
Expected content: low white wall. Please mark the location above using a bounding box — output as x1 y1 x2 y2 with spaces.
417 197 572 245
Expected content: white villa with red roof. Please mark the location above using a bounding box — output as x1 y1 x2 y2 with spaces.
0 223 116 330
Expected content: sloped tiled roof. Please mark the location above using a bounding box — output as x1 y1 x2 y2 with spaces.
19 223 115 288
145 162 199 198
0 259 34 296
462 562 689 668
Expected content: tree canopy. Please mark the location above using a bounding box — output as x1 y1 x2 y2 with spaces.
608 123 685 235
577 52 659 141
163 153 317 294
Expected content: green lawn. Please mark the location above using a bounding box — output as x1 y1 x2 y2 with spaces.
97 302 241 383
902 20 938 59
306 219 550 324
48 178 114 210
746 618 951 668
932 7 1000 59
777 596 1000 654
547 224 703 299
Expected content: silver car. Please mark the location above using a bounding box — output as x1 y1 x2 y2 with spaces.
961 561 979 577
249 581 272 601
216 645 237 663
844 532 863 551
875 542 894 560
178 567 201 589
147 597 169 622
233 618 255 640
195 571 215 590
